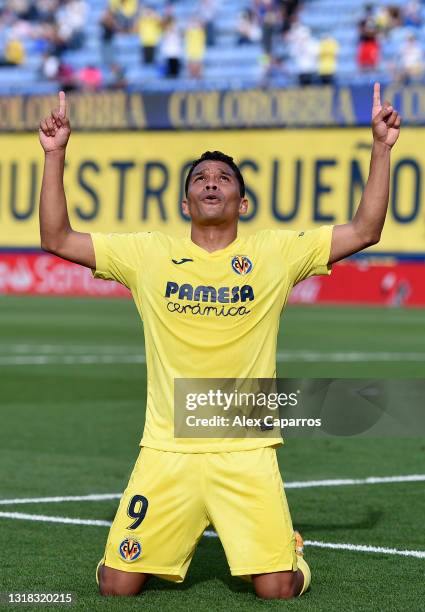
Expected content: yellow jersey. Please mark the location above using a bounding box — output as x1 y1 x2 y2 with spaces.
109 0 137 18
318 37 339 76
91 226 333 452
138 15 162 47
186 25 206 62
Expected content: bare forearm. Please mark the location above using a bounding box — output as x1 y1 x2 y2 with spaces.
39 149 72 250
352 141 391 244
329 85 401 264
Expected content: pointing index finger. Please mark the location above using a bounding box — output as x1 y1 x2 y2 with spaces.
58 90 66 118
373 82 381 108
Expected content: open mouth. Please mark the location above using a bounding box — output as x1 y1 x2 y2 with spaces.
203 195 221 203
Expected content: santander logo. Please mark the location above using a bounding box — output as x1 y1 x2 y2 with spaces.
0 260 33 291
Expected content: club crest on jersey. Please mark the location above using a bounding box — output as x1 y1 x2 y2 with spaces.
231 255 253 276
119 537 142 562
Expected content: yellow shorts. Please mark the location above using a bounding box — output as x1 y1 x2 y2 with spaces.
99 446 297 582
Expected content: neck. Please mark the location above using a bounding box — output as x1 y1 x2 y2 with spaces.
190 223 238 253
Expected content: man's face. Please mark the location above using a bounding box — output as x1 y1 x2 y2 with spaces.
182 160 248 226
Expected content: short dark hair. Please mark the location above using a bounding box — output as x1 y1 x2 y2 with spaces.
185 151 245 197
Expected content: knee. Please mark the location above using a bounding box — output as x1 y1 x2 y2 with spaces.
253 572 299 600
254 582 296 600
99 580 141 597
98 564 145 597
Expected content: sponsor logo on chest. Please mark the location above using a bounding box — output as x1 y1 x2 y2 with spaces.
164 254 255 317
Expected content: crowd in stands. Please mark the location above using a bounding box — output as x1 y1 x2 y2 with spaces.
0 1 424 91
0 0 90 88
99 0 217 80
357 2 424 83
256 0 425 86
97 0 304 81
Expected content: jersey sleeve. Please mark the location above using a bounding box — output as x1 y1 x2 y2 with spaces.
287 225 333 285
90 232 150 289
272 225 333 285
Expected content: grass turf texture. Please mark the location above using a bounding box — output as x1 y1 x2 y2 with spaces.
0 296 424 611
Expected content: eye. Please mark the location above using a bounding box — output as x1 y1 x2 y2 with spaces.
194 175 204 181
220 175 230 181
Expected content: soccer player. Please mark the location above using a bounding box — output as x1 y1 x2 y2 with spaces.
38 85 400 599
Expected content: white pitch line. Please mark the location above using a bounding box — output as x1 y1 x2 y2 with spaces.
277 351 425 362
0 511 111 527
303 539 425 559
0 514 423 559
0 344 143 354
0 493 122 506
202 531 425 559
1 474 424 507
0 355 146 365
0 351 425 366
284 474 425 489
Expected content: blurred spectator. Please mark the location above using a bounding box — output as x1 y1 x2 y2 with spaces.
358 3 378 40
357 37 380 70
57 61 76 91
262 53 285 83
376 3 403 35
100 9 120 65
77 64 102 91
0 37 25 65
357 3 380 70
107 62 128 89
185 18 206 78
357 35 379 70
281 0 300 34
1 5 34 43
55 0 86 52
255 0 282 56
237 9 261 45
137 6 162 65
288 24 318 85
35 0 59 22
41 51 76 90
386 5 402 29
100 0 138 65
403 1 422 28
200 0 218 47
8 0 39 21
109 0 138 30
161 16 182 78
40 51 59 78
375 5 391 35
398 32 424 83
318 33 339 84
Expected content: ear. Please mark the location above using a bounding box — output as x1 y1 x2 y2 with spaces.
182 198 191 218
239 197 249 215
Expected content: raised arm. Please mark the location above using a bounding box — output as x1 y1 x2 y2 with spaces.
329 83 401 264
39 91 95 269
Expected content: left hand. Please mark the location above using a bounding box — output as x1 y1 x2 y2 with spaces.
371 82 401 148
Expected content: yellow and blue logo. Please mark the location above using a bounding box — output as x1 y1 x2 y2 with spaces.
231 255 253 276
119 537 142 562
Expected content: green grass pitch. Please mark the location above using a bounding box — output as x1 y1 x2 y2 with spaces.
0 296 424 611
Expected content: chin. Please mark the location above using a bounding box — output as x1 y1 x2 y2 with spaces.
199 215 226 226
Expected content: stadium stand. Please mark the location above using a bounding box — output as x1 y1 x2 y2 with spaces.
0 0 423 93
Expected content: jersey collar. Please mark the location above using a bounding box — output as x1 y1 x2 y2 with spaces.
184 235 243 259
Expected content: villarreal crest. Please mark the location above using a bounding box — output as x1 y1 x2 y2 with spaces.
119 537 142 562
231 255 253 276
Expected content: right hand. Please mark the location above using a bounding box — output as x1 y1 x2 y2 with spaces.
371 82 401 149
39 91 71 153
